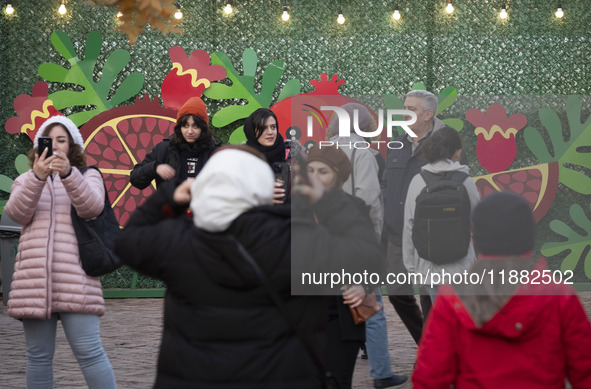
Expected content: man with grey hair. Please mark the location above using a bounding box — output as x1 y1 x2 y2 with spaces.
383 89 465 344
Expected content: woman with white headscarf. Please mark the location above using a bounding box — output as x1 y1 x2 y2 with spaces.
115 145 383 388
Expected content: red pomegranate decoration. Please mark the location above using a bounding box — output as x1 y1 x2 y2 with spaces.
80 95 177 226
270 73 384 153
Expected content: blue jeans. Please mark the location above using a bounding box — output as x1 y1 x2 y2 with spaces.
23 312 116 389
425 285 439 303
365 289 393 379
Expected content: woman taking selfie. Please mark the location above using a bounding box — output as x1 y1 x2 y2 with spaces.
4 115 116 389
130 96 217 189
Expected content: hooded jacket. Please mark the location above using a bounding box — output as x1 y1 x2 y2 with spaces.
4 167 106 319
116 149 383 388
412 258 591 389
402 159 480 282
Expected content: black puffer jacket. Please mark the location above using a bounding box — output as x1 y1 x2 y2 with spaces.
129 135 215 189
116 185 383 388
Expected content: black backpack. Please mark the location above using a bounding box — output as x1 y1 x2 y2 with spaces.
411 170 471 265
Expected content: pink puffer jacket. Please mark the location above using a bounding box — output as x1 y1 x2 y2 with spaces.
4 167 106 319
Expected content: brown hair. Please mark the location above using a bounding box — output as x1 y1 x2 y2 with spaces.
28 123 87 169
213 144 268 163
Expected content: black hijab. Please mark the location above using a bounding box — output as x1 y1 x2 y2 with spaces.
243 110 286 165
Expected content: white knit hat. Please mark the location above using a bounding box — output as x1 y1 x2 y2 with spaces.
33 115 85 150
191 148 274 232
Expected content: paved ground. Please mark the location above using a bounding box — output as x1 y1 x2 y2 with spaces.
1 293 590 388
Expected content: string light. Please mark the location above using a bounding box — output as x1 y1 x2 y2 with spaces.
58 0 67 15
174 4 183 19
446 0 454 14
281 5 290 21
555 3 563 18
499 3 507 19
116 11 123 18
392 4 400 20
5 2 14 15
224 0 233 14
337 9 345 24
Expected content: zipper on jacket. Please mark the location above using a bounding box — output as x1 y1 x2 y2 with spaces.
45 180 55 319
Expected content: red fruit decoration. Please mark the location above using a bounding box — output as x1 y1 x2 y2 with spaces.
270 73 383 153
160 47 227 111
473 162 559 223
466 104 527 173
80 95 177 226
467 104 558 223
5 81 63 142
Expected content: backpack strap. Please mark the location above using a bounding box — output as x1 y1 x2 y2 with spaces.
420 170 469 190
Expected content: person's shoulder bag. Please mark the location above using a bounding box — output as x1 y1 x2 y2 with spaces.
70 166 122 277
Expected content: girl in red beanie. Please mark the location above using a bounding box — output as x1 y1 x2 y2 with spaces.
130 96 218 189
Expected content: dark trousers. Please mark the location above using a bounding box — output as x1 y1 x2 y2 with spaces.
385 242 432 345
325 317 363 389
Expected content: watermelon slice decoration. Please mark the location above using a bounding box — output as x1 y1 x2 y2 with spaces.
80 95 177 226
473 161 559 223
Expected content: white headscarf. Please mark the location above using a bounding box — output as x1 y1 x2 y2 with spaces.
33 115 85 149
191 149 275 232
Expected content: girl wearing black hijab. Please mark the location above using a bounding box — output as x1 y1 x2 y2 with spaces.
244 108 289 203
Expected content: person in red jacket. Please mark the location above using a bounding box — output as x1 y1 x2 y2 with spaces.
412 191 591 389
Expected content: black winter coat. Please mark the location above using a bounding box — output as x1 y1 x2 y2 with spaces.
116 185 383 388
129 135 215 189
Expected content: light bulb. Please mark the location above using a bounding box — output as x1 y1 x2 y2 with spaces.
337 10 345 24
58 1 67 15
555 7 563 18
281 6 290 21
499 6 507 19
224 2 232 14
446 1 453 14
116 11 123 18
392 6 400 20
6 3 14 14
175 8 182 19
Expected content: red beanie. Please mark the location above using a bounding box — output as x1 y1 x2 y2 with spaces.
177 97 209 123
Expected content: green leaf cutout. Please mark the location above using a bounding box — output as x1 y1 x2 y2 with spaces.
437 87 457 115
15 154 29 175
203 48 300 142
524 96 591 194
0 175 13 193
541 202 591 280
38 30 144 126
0 154 29 195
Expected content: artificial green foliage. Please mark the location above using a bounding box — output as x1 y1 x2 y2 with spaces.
2 0 591 291
38 30 144 126
542 202 591 280
524 96 591 194
204 48 300 144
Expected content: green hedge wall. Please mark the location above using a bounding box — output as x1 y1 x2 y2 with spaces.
1 0 590 288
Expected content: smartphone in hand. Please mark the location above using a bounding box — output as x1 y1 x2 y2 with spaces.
37 136 53 157
288 139 309 186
